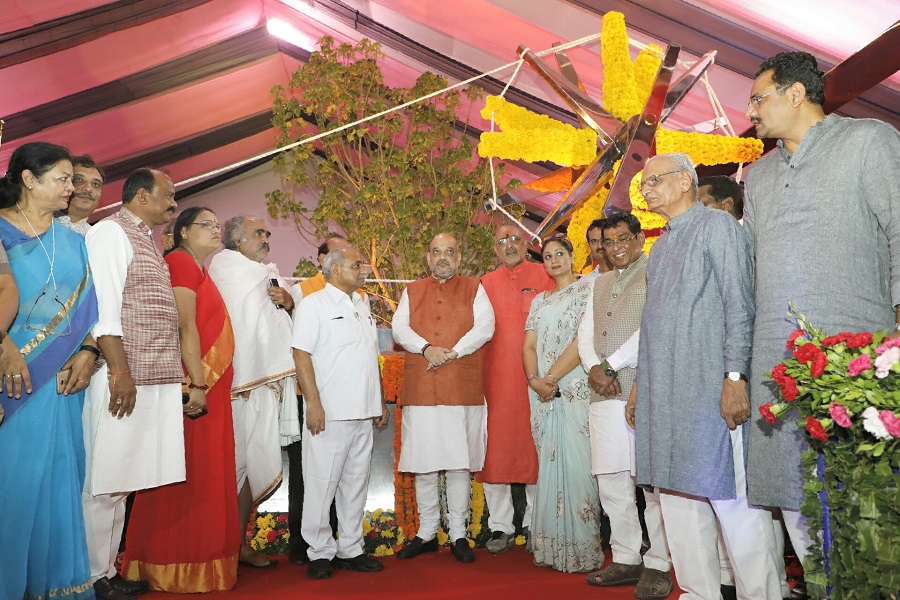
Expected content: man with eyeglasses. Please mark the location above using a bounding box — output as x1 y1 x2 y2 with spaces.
629 153 782 599
208 215 300 569
57 155 104 235
743 52 900 593
478 223 552 554
576 212 673 597
82 168 184 600
392 233 495 564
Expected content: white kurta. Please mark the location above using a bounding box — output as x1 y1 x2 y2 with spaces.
391 283 494 473
83 220 185 495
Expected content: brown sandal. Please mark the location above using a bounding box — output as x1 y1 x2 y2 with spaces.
634 567 674 599
586 562 644 586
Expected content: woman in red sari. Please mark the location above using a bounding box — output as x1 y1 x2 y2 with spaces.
122 206 240 591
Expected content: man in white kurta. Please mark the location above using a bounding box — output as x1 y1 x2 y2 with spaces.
82 169 185 600
392 233 495 564
577 213 672 598
292 247 388 580
209 214 301 569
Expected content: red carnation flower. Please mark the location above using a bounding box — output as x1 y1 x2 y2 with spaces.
759 402 777 425
786 329 805 350
781 377 799 402
771 363 788 386
846 332 873 349
805 416 829 442
821 332 852 348
810 355 828 378
277 514 288 523
794 342 822 363
267 530 278 542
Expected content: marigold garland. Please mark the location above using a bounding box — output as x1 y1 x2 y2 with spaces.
380 354 405 402
481 95 573 132
479 129 597 167
600 12 641 121
656 129 764 166
633 45 663 109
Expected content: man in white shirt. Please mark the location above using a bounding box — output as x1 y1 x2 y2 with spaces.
292 247 389 580
577 212 672 599
392 233 495 564
57 155 104 235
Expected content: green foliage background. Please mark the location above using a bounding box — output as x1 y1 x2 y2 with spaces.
267 37 521 319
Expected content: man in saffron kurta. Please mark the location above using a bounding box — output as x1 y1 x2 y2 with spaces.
479 224 551 553
82 169 184 600
393 233 495 564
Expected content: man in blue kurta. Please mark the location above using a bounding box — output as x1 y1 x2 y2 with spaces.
743 52 900 578
629 153 781 599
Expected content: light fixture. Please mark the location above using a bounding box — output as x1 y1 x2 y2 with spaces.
267 18 318 52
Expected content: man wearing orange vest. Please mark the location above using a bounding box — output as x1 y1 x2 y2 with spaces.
392 233 495 564
479 223 552 553
285 235 350 565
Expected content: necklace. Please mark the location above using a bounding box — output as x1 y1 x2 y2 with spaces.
16 203 71 336
16 203 57 290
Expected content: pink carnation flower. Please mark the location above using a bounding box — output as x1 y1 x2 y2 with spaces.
874 347 900 378
828 403 852 428
847 354 872 377
879 410 900 438
875 336 900 356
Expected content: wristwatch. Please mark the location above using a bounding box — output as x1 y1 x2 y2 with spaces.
725 371 748 382
601 360 617 379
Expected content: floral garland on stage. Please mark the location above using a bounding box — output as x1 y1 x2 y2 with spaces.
477 11 764 271
763 308 899 599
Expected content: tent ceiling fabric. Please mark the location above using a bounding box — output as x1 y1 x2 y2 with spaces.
1 0 898 217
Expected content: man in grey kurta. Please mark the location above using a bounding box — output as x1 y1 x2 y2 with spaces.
631 153 781 599
743 51 900 569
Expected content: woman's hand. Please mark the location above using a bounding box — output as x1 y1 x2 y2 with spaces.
529 376 558 402
60 348 97 395
0 336 32 398
183 387 207 417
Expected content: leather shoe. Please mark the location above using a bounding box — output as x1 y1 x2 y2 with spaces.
93 577 135 600
307 558 333 580
289 541 309 565
397 536 439 559
109 575 149 596
721 584 738 600
449 538 475 563
335 554 384 572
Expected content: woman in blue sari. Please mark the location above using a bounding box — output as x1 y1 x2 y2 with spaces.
0 142 100 600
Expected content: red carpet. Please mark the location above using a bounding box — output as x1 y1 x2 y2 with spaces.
143 547 678 599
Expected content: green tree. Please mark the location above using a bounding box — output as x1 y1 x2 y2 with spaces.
267 36 520 319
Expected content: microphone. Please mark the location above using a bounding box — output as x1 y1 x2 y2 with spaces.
269 278 285 310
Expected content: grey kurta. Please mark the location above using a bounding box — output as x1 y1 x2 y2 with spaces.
744 115 900 509
636 202 754 499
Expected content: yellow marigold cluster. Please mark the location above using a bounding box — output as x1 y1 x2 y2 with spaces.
479 129 597 166
481 95 572 132
633 45 663 109
601 12 642 121
656 130 764 166
568 184 612 272
469 480 486 539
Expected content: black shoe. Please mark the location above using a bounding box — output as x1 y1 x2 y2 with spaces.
289 541 309 565
108 575 149 596
307 558 333 580
397 536 439 559
335 554 384 572
790 580 808 600
449 538 475 563
93 577 135 600
721 584 738 600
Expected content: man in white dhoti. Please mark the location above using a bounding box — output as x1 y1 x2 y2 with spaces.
577 212 673 599
82 169 185 600
392 233 495 564
292 247 389 580
209 214 302 570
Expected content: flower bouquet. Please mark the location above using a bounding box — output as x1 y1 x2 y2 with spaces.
762 309 899 599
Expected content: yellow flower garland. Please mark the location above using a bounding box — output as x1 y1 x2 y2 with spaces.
633 45 663 109
600 12 641 121
479 129 597 166
656 130 764 165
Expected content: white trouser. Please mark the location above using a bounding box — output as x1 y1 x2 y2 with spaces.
660 430 781 600
301 419 374 561
718 517 789 596
597 471 671 572
783 509 813 568
483 482 535 534
82 491 129 581
416 470 471 542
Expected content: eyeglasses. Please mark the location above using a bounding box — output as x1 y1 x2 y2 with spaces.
495 235 523 245
24 289 72 337
747 85 789 109
602 233 641 249
190 221 221 232
640 171 682 190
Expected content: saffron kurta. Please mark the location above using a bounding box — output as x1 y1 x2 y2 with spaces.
635 202 754 500
479 260 552 484
744 115 900 509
